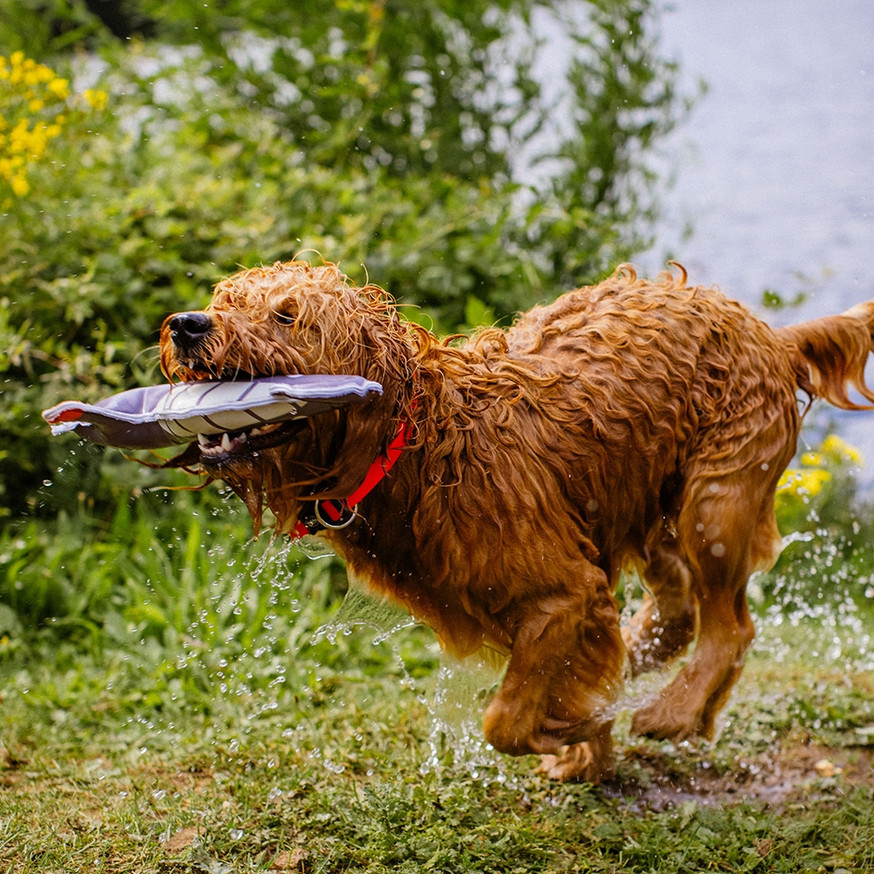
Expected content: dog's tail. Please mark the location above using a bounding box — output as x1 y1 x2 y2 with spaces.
778 300 874 410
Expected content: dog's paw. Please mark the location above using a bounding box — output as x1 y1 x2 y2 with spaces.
537 743 614 783
630 699 702 743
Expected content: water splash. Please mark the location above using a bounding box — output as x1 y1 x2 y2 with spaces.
311 574 416 646
294 534 336 560
779 529 816 549
307 571 513 782
148 478 872 788
753 524 874 673
419 654 507 783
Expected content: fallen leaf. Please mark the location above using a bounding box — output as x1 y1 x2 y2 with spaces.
755 838 773 857
161 826 200 852
272 848 308 869
813 758 843 778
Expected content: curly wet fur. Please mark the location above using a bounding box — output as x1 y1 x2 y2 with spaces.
160 260 874 781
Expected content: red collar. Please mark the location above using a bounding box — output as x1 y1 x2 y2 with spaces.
291 417 412 539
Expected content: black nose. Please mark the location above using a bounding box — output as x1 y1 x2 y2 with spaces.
168 312 212 348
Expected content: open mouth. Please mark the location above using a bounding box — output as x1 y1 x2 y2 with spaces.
175 364 291 465
176 360 255 382
195 419 302 467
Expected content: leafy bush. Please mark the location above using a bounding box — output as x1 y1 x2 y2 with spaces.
774 434 864 532
0 484 345 647
0 1 687 520
764 434 874 610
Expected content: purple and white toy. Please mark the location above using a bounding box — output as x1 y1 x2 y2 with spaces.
42 375 383 449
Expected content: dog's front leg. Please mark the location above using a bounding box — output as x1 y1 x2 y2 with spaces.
536 728 615 783
481 579 623 782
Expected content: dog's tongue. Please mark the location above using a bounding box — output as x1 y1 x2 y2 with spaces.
42 374 383 449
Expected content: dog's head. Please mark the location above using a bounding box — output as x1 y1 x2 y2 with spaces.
159 260 416 531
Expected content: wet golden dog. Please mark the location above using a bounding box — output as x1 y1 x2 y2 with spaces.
160 260 874 781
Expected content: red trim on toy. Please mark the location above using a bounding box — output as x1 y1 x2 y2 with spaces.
48 409 84 423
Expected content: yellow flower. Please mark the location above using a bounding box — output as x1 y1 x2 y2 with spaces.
47 77 69 99
83 88 108 110
800 451 824 467
777 469 799 493
807 468 832 495
8 119 29 153
777 467 832 498
0 52 103 198
820 434 863 466
10 173 29 196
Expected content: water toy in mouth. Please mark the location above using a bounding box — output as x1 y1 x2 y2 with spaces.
42 375 383 450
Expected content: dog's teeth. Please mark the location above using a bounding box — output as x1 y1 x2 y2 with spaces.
195 426 268 463
250 423 280 438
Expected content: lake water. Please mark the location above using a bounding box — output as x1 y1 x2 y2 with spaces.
640 1 874 315
635 1 874 483
531 0 873 482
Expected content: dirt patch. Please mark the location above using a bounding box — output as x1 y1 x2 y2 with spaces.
603 742 874 811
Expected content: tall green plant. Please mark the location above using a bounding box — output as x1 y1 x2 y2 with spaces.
0 1 688 521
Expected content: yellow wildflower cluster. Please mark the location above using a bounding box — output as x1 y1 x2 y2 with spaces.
0 51 107 198
777 434 863 501
818 433 864 466
777 466 832 500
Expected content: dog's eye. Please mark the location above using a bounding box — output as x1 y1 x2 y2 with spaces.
274 311 295 326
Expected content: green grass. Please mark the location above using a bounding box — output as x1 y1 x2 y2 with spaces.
1 492 873 873
1 635 872 873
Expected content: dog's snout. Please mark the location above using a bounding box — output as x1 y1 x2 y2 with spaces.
169 312 212 347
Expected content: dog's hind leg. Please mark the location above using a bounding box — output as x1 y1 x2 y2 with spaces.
695 506 783 738
481 565 624 782
630 477 782 742
622 541 697 677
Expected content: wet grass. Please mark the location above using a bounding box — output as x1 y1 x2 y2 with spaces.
2 614 873 872
1 496 873 872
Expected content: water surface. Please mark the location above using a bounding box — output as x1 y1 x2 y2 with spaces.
641 1 874 478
